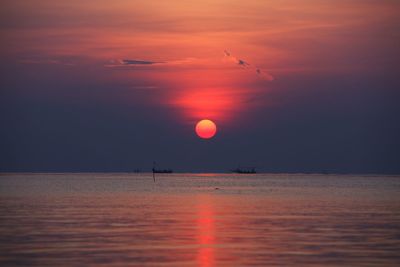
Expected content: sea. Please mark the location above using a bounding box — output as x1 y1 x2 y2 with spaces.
0 173 399 266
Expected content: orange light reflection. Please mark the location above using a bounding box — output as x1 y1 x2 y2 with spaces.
196 196 215 267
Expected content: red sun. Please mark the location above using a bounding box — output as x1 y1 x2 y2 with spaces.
195 119 217 139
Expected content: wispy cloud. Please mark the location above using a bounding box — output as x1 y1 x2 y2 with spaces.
224 50 274 81
121 59 163 65
104 53 274 82
105 57 218 69
104 59 165 68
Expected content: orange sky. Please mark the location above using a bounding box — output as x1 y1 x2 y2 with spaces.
1 0 399 125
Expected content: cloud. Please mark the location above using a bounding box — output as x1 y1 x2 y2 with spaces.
224 50 274 81
105 57 217 69
255 68 274 81
105 52 274 82
121 59 163 65
104 59 166 68
237 59 250 67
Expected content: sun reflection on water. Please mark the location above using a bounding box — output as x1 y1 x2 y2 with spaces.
196 196 215 267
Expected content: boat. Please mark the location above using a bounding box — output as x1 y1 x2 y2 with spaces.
152 161 173 173
152 168 173 173
231 167 256 174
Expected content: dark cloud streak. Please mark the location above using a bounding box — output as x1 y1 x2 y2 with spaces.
224 50 274 81
121 59 164 65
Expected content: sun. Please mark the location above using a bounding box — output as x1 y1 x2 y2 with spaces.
195 119 217 139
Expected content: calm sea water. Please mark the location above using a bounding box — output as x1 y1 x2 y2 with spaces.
0 173 399 266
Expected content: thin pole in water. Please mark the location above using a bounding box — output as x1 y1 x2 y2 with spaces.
152 161 156 182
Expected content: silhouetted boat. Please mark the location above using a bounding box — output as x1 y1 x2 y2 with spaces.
152 161 173 174
231 167 256 174
152 168 173 173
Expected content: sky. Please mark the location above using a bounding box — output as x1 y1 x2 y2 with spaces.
1 0 399 173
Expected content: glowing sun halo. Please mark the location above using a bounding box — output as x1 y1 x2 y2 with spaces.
195 119 217 139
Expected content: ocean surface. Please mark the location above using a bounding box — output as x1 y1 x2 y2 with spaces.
0 173 399 266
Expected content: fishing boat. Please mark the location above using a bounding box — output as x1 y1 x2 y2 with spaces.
152 168 173 173
152 161 173 182
152 161 173 173
231 167 256 174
